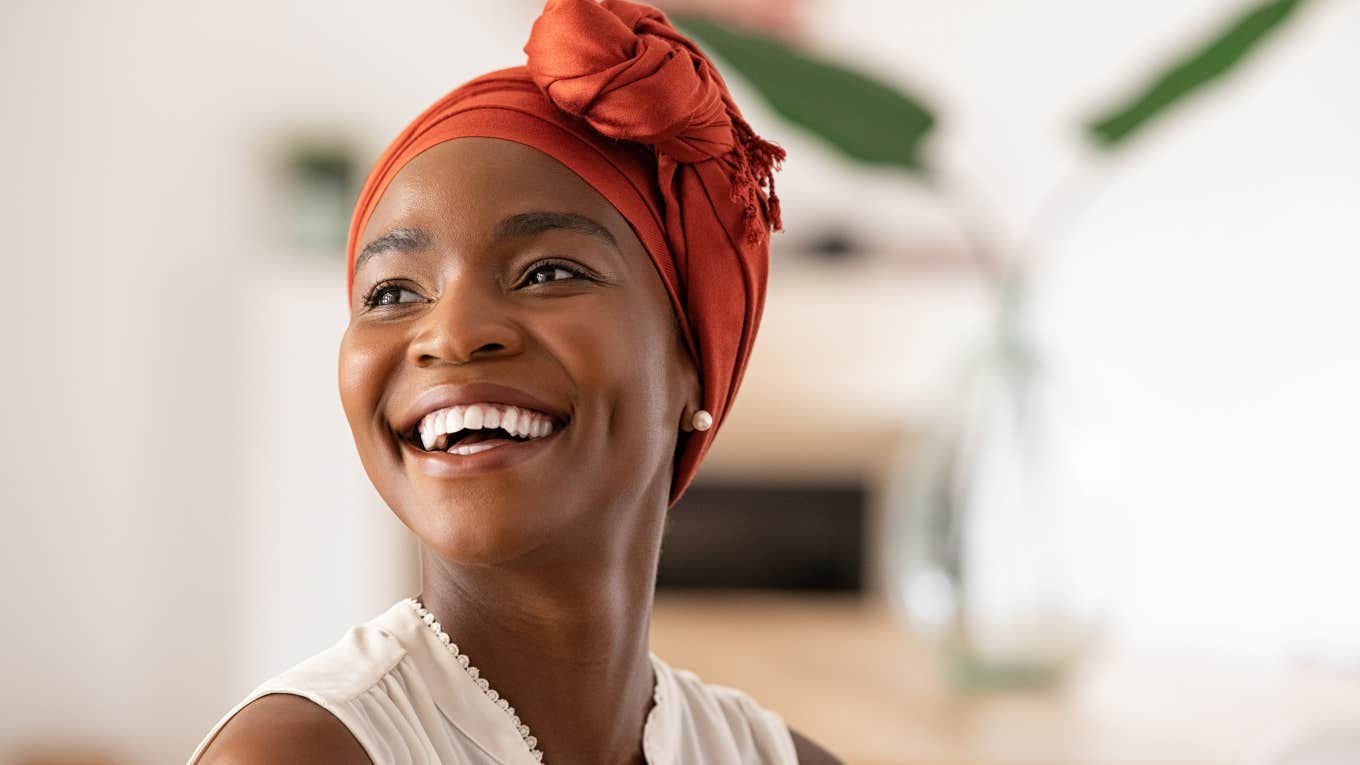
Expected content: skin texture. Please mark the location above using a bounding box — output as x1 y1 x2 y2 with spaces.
198 137 842 765
193 693 369 764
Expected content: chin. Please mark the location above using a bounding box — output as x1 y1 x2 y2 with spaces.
404 489 564 567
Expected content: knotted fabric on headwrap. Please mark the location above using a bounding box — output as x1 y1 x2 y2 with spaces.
346 0 785 507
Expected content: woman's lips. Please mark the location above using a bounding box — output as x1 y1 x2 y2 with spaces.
398 382 569 438
400 424 565 479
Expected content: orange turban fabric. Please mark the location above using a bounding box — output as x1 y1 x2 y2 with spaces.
346 0 785 507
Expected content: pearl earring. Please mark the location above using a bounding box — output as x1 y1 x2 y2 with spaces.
691 409 713 432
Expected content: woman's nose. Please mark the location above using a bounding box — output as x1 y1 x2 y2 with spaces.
406 278 524 366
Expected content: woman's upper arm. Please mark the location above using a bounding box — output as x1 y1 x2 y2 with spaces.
788 725 846 765
195 693 372 765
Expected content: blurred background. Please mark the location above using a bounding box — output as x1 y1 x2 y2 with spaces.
3 1 1359 764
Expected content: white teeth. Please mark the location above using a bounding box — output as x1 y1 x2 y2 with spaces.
416 402 562 451
448 441 504 456
463 405 485 430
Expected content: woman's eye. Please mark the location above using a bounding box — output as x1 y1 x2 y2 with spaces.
366 284 423 307
525 263 586 286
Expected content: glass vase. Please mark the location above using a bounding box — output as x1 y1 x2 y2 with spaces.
884 281 1101 691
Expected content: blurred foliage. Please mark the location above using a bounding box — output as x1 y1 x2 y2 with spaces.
678 0 1312 168
1088 0 1310 146
674 16 935 174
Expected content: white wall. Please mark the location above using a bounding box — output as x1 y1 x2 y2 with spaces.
722 0 1360 662
2 0 1358 761
0 2 534 761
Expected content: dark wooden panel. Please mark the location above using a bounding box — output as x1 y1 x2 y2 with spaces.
658 482 865 591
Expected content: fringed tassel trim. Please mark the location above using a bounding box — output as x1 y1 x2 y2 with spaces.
728 112 786 245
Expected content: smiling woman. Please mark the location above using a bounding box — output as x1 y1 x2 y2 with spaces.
186 1 843 764
342 137 695 567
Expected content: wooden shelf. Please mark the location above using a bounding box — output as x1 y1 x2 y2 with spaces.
698 255 990 483
649 592 1360 765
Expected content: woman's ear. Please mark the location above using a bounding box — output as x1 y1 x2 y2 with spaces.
676 378 704 431
670 319 703 433
679 403 703 433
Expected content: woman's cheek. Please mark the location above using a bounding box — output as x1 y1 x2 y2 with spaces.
338 327 395 433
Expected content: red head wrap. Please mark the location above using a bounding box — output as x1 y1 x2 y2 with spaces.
346 0 784 507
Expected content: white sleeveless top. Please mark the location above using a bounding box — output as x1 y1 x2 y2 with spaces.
188 599 798 764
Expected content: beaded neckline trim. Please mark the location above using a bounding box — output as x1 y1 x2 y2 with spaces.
405 597 545 763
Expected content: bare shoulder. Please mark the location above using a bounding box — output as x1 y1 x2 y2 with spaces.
788 725 846 765
195 693 372 765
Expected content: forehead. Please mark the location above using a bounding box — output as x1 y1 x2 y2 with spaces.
360 137 638 251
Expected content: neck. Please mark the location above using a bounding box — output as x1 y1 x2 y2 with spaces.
416 515 663 765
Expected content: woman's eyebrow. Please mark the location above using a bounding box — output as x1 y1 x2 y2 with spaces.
494 211 618 250
355 212 618 275
355 227 431 273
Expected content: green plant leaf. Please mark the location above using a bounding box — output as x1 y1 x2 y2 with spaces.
1087 0 1310 148
676 16 936 174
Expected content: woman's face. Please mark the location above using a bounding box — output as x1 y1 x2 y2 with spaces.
340 137 698 567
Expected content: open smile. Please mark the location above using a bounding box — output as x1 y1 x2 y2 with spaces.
392 383 572 478
400 422 566 478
